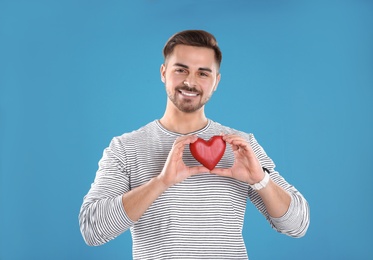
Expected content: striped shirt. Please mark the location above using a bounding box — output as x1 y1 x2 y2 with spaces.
79 120 310 259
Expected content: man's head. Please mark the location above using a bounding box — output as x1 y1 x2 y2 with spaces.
163 30 222 71
160 30 222 114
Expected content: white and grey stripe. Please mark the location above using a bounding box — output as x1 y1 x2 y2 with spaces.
79 120 310 259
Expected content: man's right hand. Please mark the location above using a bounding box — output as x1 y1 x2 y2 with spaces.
157 135 210 188
122 135 209 222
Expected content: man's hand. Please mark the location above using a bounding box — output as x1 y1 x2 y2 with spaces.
122 135 209 222
210 134 265 184
157 135 210 188
211 134 291 218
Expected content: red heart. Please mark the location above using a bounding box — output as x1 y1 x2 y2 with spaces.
189 136 226 170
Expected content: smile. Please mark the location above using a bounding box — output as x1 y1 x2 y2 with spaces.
179 90 199 97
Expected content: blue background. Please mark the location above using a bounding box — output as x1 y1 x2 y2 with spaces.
1 0 372 259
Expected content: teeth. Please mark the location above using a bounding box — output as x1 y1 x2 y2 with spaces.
180 90 198 97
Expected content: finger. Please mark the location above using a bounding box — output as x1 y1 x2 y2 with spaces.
172 135 197 156
224 136 253 152
210 168 232 178
227 139 250 153
189 166 210 175
230 143 240 152
221 135 241 150
174 134 198 147
222 133 242 140
231 139 251 151
223 134 247 145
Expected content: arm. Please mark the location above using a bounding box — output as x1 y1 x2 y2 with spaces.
211 134 310 237
122 134 209 221
252 168 310 238
79 137 134 246
256 177 291 218
79 135 208 246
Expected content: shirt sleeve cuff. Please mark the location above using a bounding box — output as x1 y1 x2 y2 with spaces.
269 193 296 230
115 195 137 228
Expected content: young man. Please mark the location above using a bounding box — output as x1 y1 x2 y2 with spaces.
79 30 310 259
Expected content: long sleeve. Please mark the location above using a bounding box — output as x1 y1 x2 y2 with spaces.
79 137 135 246
269 190 310 237
248 134 310 238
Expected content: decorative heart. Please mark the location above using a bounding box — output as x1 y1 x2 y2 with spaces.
189 136 226 170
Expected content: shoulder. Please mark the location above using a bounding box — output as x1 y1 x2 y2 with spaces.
110 121 159 149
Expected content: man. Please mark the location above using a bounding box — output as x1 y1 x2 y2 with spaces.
79 30 310 259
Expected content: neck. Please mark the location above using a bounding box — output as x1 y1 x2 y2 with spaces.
159 107 208 135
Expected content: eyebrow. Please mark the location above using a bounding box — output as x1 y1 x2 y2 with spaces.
173 63 213 73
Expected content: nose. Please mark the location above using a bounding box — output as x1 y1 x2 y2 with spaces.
183 74 197 87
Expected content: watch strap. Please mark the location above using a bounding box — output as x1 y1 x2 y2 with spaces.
250 168 270 191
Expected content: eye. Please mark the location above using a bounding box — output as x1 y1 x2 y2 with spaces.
175 68 187 74
199 72 209 77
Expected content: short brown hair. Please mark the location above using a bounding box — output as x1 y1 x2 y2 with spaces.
163 30 222 69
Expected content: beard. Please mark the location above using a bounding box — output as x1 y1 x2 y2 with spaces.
166 84 211 113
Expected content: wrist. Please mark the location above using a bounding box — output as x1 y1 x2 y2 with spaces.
154 175 172 191
249 171 270 191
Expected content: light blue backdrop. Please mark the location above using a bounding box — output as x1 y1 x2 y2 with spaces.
1 0 372 259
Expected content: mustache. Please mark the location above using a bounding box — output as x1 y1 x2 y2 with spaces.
176 85 201 94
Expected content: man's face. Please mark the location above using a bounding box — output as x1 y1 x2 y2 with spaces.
161 45 221 113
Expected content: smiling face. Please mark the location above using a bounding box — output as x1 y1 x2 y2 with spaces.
161 45 221 113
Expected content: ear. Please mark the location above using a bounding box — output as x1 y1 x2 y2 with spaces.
213 73 221 91
160 64 166 83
